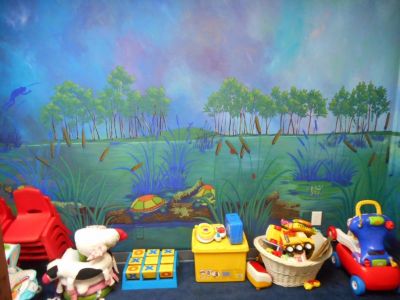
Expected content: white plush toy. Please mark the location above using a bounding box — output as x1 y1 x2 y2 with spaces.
42 226 127 300
75 225 127 261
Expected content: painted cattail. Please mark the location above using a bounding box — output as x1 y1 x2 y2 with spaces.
384 112 390 130
368 152 376 167
255 116 262 135
385 146 390 164
272 129 282 145
215 140 222 156
50 142 55 159
225 140 238 155
62 127 71 147
364 133 373 148
240 145 245 159
239 136 250 154
82 128 86 149
35 156 50 167
99 146 110 161
343 140 357 153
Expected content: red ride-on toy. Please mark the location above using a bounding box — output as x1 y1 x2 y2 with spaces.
327 200 400 296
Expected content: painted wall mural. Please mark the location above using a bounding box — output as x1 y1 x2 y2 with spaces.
0 0 399 250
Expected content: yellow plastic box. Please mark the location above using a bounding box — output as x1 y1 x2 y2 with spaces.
191 226 249 282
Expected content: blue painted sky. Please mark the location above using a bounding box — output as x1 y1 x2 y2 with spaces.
1 0 399 141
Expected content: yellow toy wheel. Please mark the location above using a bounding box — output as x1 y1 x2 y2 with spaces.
196 223 215 243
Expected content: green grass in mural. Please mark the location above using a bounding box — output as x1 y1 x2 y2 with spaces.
329 144 396 230
200 133 289 240
0 131 398 248
51 157 128 232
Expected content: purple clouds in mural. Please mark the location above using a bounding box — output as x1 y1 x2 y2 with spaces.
0 0 399 140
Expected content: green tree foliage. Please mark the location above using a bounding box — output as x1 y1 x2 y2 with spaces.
328 82 390 133
41 66 171 140
253 89 276 134
305 89 327 134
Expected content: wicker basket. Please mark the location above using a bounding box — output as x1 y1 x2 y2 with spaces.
254 236 332 287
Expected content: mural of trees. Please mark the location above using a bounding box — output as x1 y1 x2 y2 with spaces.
204 79 390 135
40 66 171 140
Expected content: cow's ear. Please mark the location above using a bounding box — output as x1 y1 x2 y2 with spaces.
76 268 103 280
47 265 58 279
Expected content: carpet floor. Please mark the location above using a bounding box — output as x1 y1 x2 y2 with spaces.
24 258 399 300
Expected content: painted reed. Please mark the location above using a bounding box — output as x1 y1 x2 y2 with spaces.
254 116 262 135
364 133 373 148
215 140 222 156
343 139 357 153
367 152 377 167
225 140 238 155
239 136 250 153
99 146 110 161
384 112 390 130
272 129 282 145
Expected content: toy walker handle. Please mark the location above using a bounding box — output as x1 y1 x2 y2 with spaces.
355 200 382 217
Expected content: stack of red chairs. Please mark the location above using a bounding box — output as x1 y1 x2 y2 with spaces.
0 197 15 233
2 186 73 261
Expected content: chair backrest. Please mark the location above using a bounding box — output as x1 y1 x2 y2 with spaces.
0 197 14 224
13 187 53 215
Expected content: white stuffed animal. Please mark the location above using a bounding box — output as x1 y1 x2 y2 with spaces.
42 226 127 300
75 225 127 260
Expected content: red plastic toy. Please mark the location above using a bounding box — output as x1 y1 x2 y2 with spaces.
328 200 400 295
3 186 73 261
332 243 400 294
0 197 15 233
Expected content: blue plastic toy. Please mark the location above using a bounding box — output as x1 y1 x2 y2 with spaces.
348 200 395 267
225 213 243 244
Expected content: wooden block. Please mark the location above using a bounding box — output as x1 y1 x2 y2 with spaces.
144 256 159 265
161 249 175 256
125 265 141 280
131 249 146 258
142 264 157 279
128 257 143 265
146 249 160 257
161 255 174 264
159 264 174 278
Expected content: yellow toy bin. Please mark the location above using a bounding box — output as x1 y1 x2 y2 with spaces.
191 227 249 282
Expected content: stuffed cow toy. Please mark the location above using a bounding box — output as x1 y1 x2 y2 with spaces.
42 226 127 300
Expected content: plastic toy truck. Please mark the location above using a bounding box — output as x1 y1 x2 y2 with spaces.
265 221 315 260
328 200 400 295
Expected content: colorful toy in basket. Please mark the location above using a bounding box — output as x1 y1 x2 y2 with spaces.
263 218 316 262
122 248 178 290
42 225 127 300
254 218 332 287
327 200 400 295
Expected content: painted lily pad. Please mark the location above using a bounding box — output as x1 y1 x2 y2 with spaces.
130 194 165 213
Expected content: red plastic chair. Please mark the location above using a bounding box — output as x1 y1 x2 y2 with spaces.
4 186 73 261
0 197 15 234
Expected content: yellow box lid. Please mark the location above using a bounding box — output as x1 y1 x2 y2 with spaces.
191 228 249 253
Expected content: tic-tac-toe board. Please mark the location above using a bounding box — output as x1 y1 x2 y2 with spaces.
122 248 178 290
